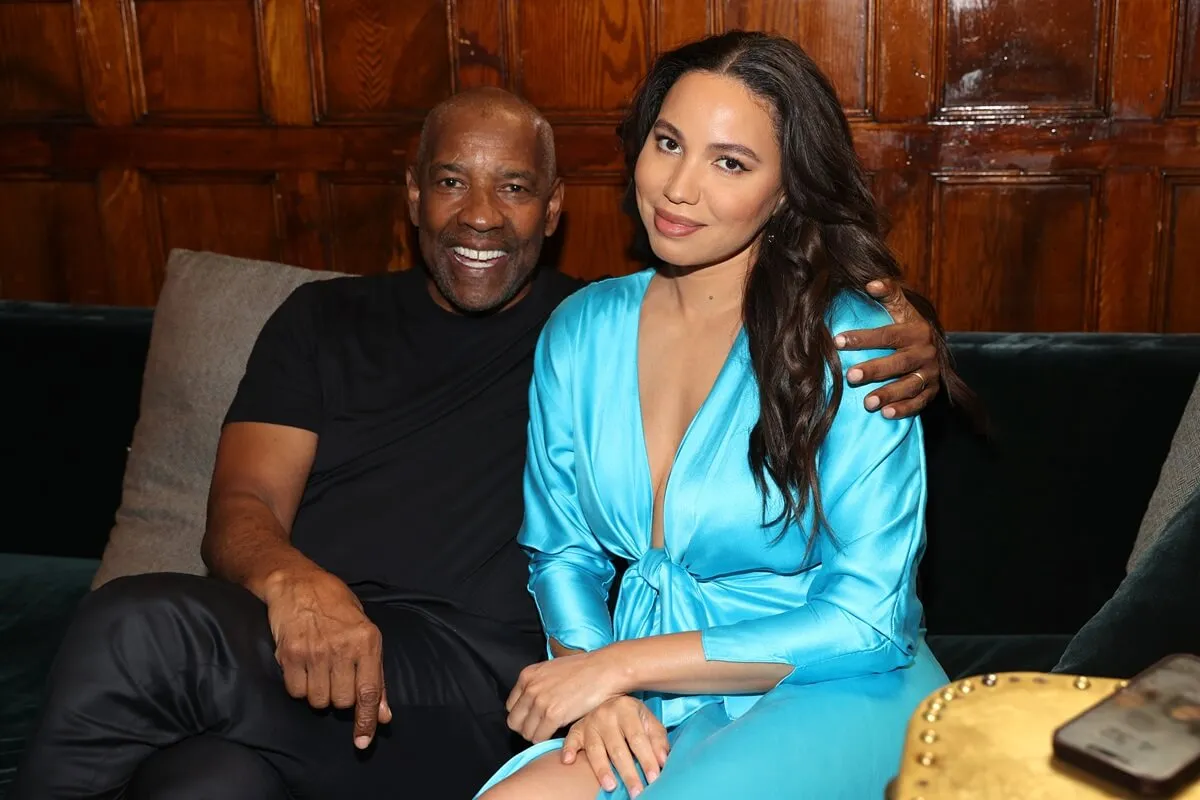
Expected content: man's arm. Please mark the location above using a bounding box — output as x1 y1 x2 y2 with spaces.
202 421 392 749
836 278 985 421
203 421 319 596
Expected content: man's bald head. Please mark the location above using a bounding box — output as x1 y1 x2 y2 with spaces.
405 86 565 315
415 87 556 182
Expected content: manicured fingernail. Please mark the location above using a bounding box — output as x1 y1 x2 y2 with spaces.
865 395 880 410
883 407 897 419
647 769 659 782
603 776 617 791
848 368 863 383
630 786 642 797
354 736 370 749
834 334 847 347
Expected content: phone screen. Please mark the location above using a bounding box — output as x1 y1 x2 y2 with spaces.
1057 655 1200 784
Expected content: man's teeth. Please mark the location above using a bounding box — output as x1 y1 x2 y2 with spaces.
452 246 507 263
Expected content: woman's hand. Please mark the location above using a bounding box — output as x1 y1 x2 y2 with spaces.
562 696 669 797
505 649 629 743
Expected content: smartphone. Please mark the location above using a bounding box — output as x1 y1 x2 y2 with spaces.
1053 654 1200 796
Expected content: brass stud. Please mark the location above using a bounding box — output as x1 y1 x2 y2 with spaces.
917 752 936 767
923 712 939 723
959 680 974 694
927 700 944 713
1074 676 1091 690
941 689 955 701
983 674 998 687
1119 680 1130 688
920 729 938 744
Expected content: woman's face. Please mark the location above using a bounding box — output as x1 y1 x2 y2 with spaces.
634 70 784 271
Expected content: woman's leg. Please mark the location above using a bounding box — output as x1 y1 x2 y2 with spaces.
477 749 602 800
638 642 948 799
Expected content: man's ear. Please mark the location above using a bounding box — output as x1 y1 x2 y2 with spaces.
544 178 565 237
405 167 421 228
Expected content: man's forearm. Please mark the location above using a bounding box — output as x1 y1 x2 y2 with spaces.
202 492 321 602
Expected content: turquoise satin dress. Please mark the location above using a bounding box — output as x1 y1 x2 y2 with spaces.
476 269 948 799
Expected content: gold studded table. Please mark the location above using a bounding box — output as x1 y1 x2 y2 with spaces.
887 672 1200 799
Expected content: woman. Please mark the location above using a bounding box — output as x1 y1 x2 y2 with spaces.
477 31 955 799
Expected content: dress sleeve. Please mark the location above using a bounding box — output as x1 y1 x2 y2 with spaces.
518 296 616 656
701 298 925 684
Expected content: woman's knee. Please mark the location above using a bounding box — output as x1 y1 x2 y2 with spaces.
478 751 600 800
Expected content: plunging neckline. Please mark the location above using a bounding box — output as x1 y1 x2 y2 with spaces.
632 269 745 556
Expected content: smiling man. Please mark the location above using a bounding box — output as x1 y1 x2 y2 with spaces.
11 88 946 800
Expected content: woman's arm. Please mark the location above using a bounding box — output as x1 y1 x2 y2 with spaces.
520 293 616 657
601 300 926 694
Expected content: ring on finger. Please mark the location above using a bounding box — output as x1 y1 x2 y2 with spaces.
911 370 927 393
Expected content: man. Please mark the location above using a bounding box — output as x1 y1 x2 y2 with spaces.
11 88 947 800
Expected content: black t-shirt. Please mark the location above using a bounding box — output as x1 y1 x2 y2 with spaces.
224 267 584 636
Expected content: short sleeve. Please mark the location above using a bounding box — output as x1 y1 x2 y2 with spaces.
224 283 324 433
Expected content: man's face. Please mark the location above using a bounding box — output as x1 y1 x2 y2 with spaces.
407 108 564 314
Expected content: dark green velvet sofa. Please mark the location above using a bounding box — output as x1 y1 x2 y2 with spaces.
2 299 1199 796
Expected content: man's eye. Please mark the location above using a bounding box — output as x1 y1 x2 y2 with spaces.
502 184 528 193
439 178 463 188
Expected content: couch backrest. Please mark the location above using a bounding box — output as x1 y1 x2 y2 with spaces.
920 333 1200 637
0 301 152 558
3 299 1199 637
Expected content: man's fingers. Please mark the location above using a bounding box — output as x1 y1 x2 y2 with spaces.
279 662 309 705
352 657 383 749
305 654 331 710
377 673 392 724
330 658 356 710
865 369 938 411
864 278 902 305
847 350 924 387
882 386 938 420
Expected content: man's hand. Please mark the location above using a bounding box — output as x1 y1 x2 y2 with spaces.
561 695 670 795
263 567 392 749
837 278 941 419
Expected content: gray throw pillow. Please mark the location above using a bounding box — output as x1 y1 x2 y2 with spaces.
1126 374 1200 573
91 249 351 588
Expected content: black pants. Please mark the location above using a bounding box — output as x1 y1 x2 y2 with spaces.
10 573 538 799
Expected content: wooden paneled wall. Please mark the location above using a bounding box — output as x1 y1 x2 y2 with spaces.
1 0 1198 331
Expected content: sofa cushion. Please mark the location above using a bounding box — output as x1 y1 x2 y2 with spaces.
0 554 98 793
1126 374 1200 571
90 250 349 587
1053 482 1200 678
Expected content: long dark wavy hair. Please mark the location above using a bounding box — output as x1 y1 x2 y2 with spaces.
619 30 975 545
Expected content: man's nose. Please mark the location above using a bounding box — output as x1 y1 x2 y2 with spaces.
458 184 504 232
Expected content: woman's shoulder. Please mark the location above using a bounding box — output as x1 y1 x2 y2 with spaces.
826 288 891 336
542 269 652 342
